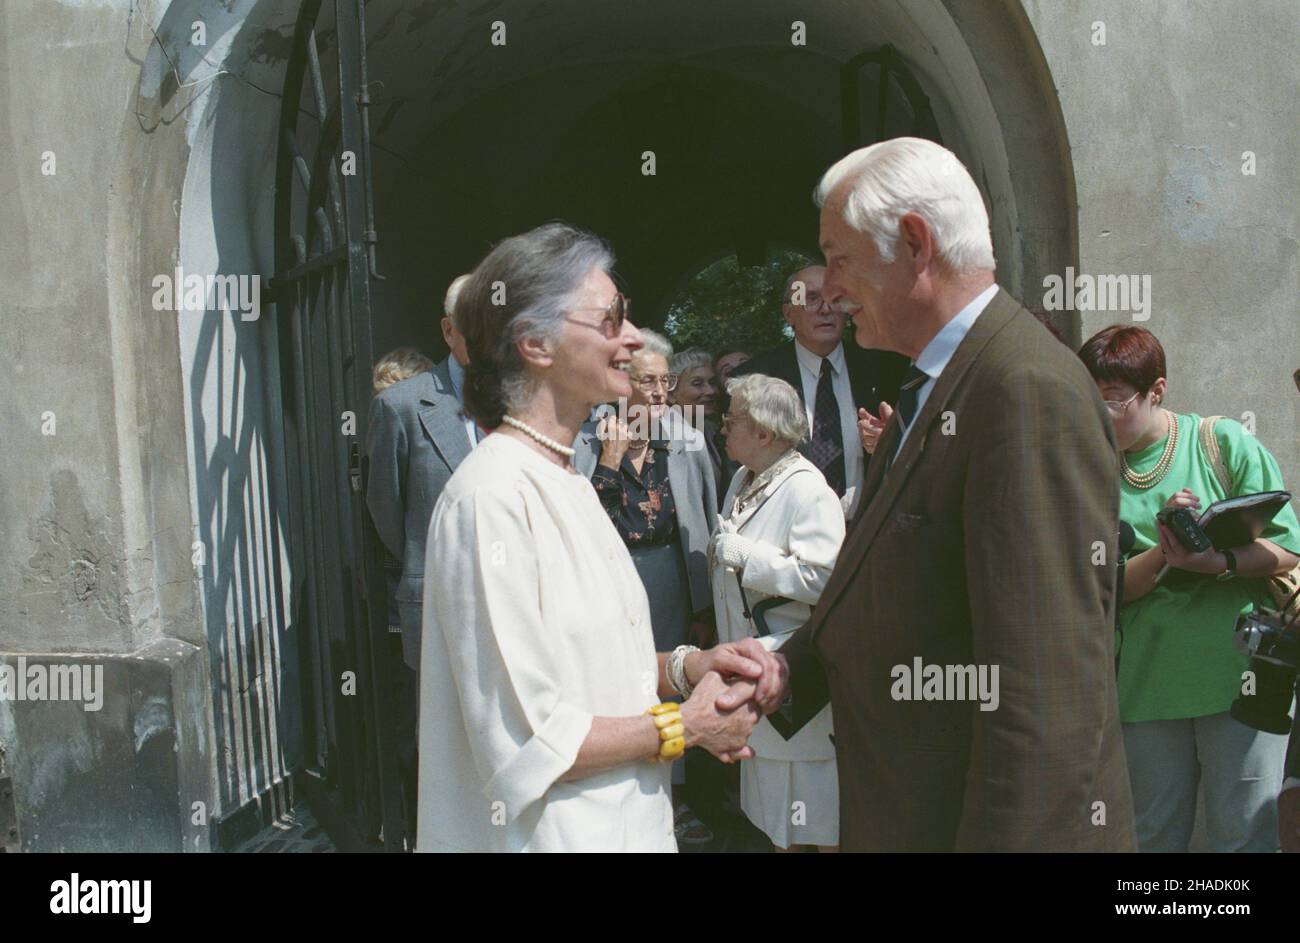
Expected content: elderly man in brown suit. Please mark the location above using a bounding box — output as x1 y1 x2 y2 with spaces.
720 137 1136 852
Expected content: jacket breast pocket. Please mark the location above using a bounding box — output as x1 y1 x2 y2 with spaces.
868 513 960 583
879 510 928 538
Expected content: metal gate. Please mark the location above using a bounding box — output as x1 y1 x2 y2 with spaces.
269 0 404 851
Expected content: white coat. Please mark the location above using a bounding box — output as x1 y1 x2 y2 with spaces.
711 454 846 761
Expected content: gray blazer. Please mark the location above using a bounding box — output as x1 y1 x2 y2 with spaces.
572 406 718 614
366 358 473 669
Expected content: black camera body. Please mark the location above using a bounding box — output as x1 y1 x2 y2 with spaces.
1230 605 1299 734
1156 507 1213 553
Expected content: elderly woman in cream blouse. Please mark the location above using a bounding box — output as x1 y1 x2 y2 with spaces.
417 223 781 853
709 373 847 852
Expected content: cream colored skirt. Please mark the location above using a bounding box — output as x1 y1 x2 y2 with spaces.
741 757 840 849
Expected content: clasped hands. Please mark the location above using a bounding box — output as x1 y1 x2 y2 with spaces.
678 640 789 764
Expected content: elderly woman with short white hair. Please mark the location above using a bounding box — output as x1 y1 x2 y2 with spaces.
710 373 847 852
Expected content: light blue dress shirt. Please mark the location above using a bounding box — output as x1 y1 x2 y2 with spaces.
893 283 1000 460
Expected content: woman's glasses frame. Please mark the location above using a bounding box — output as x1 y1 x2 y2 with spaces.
564 292 630 338
1103 390 1141 415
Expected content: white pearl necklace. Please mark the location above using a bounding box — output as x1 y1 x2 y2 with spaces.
500 415 576 458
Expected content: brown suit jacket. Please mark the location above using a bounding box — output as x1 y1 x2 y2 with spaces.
780 288 1136 852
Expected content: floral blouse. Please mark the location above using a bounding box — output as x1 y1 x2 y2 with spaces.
590 441 679 547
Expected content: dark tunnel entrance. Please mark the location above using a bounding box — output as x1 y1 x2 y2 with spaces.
236 0 1076 849
370 44 940 363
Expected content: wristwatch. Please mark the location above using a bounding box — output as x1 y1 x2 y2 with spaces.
1215 548 1238 582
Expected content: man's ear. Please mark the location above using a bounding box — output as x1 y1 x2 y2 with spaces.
440 316 455 348
898 213 933 270
516 333 555 370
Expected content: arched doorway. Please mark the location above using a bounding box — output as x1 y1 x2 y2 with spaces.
166 0 1076 849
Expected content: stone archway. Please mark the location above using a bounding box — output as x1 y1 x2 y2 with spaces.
138 0 1077 844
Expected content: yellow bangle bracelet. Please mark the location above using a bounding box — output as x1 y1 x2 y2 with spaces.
646 703 686 761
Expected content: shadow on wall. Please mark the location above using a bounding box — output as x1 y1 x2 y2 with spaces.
149 0 305 833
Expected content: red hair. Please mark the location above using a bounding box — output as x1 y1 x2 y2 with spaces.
1077 325 1166 392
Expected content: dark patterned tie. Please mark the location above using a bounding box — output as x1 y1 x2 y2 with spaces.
896 363 928 432
810 358 846 497
884 364 928 472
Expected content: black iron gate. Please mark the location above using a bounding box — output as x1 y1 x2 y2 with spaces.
269 0 404 851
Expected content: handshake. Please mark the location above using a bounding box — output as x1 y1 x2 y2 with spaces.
675 640 790 763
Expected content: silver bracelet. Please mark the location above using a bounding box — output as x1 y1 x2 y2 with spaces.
668 645 700 699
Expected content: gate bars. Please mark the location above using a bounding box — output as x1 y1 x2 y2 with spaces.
269 0 404 851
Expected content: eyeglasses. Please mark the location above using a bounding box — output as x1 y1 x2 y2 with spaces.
564 292 629 338
720 413 747 428
1103 391 1141 415
630 373 678 392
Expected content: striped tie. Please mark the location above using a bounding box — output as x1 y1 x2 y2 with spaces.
885 364 929 472
896 364 928 432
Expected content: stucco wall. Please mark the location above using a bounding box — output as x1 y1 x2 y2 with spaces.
0 0 215 849
1024 0 1298 486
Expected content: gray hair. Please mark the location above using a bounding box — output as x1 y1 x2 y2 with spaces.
458 223 615 427
633 328 674 363
669 347 714 377
814 137 994 275
726 374 808 447
444 273 472 331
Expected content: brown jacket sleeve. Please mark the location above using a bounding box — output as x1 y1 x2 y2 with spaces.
770 622 831 740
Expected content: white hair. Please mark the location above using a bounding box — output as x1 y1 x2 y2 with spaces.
814 137 994 275
444 273 472 329
726 374 808 447
634 328 674 363
669 347 713 376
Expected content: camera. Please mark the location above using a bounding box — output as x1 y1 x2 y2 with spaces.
1156 507 1212 553
1230 605 1299 734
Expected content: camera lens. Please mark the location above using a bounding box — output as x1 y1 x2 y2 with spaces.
1230 657 1298 734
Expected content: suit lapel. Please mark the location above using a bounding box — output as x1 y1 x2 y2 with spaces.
844 345 879 413
809 289 1021 637
572 425 600 478
850 420 898 526
417 360 473 471
782 347 806 403
664 432 690 516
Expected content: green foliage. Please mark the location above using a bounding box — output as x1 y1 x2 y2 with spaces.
663 248 816 355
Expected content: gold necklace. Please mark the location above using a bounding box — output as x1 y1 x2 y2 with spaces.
1121 410 1178 489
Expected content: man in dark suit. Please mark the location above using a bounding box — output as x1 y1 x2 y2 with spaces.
720 137 1136 851
730 265 906 517
366 275 479 837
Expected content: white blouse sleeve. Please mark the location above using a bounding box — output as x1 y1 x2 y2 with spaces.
424 484 594 818
740 475 847 606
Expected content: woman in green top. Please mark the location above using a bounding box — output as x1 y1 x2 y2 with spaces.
1078 326 1300 852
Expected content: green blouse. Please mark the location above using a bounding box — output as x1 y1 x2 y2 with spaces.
1117 412 1300 722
